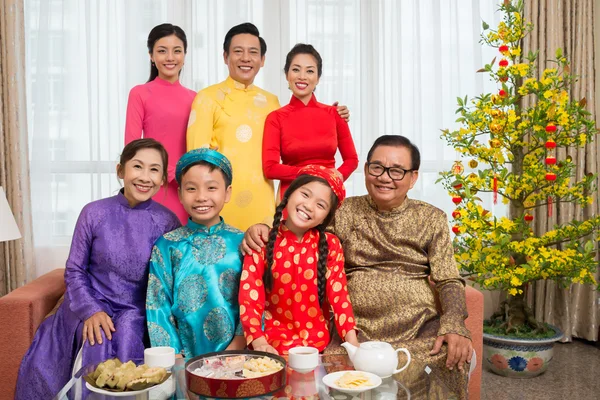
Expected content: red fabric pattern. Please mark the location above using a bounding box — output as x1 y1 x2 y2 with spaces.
262 94 358 199
238 225 356 354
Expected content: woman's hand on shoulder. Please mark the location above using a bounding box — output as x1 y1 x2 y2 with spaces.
332 101 350 122
241 224 270 256
83 311 115 346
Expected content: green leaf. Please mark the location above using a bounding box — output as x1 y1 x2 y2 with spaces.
584 240 594 253
482 20 489 30
555 48 563 59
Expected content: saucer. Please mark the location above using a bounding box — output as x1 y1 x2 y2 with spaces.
322 371 382 394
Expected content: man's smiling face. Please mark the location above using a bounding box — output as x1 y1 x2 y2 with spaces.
223 33 265 87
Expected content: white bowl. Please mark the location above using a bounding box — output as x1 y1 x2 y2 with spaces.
322 371 382 394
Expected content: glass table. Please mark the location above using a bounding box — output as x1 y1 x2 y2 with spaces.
55 353 457 399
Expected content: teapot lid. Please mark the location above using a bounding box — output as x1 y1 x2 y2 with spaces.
361 341 393 349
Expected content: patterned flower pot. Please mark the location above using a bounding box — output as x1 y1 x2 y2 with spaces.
483 324 563 378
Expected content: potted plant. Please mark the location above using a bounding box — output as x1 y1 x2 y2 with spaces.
438 0 600 378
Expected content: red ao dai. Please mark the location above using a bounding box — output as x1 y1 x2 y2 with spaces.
238 225 356 354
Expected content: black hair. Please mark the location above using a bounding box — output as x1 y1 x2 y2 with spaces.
283 43 323 78
118 138 169 186
263 175 339 306
147 23 188 82
180 160 232 187
223 22 267 57
366 135 421 171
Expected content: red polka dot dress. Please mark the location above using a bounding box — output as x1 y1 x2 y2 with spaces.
238 224 356 354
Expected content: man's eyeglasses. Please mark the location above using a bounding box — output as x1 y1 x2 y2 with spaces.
366 162 414 181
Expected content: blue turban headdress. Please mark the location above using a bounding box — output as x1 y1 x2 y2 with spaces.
175 148 233 185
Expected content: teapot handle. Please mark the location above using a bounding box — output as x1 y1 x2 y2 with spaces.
394 348 412 374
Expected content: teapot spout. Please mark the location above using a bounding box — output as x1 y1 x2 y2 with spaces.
341 341 358 361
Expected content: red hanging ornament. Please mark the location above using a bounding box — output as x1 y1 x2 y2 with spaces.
451 161 465 175
453 183 463 189
452 210 461 219
452 225 461 234
524 214 534 222
500 76 508 82
545 171 556 217
499 59 509 67
499 45 509 54
545 139 557 149
452 196 462 205
545 124 557 133
545 156 557 165
499 89 507 97
493 175 498 204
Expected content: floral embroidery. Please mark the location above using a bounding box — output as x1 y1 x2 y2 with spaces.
171 248 184 276
191 236 226 265
177 274 208 314
150 246 164 268
148 322 171 347
204 307 233 344
164 226 193 241
219 268 240 302
178 319 196 357
146 273 165 310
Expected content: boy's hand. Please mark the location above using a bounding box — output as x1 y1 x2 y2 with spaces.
333 101 350 122
241 224 270 255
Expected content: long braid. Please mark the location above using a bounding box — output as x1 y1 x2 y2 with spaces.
316 227 329 306
264 199 288 291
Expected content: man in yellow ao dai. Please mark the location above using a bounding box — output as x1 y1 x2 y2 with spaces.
187 23 279 230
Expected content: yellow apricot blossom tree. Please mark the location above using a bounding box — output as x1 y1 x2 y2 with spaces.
438 0 600 335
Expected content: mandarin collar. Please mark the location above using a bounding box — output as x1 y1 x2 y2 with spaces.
153 76 182 87
289 93 318 108
366 195 411 214
279 222 316 243
225 76 256 91
186 217 225 234
117 189 154 210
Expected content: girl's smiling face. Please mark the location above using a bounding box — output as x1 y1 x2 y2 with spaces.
285 180 333 239
117 148 164 207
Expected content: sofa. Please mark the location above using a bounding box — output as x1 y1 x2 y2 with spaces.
0 268 65 400
0 269 483 399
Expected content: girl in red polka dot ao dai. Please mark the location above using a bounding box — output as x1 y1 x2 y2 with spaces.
238 165 359 355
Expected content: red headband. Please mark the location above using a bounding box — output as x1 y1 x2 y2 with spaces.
297 165 346 208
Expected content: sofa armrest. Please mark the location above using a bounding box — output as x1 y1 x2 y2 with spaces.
465 284 483 400
0 268 66 399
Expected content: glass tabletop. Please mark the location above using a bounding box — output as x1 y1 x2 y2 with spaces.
55 353 457 400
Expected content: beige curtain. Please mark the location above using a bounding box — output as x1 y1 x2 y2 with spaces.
0 0 34 295
524 0 599 342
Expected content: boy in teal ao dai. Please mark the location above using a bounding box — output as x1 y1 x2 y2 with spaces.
146 148 246 357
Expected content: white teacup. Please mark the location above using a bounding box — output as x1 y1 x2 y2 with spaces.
288 346 319 373
144 346 176 370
